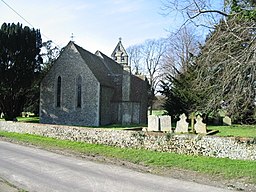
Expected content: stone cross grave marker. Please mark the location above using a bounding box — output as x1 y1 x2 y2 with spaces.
148 115 160 131
223 116 232 126
159 116 172 132
189 112 196 133
194 115 207 134
175 113 188 133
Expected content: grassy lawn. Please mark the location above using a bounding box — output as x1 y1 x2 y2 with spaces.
17 117 39 123
0 131 255 184
0 117 39 123
211 125 256 138
149 110 167 116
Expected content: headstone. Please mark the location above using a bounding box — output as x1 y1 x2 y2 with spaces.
223 116 231 126
148 115 160 131
175 113 189 133
194 115 207 134
0 112 4 118
159 116 172 132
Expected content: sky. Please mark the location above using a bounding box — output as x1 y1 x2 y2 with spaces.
0 0 183 56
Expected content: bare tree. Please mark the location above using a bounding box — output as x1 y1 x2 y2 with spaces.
194 17 256 123
127 45 143 75
141 38 168 114
163 26 200 76
162 0 226 29
161 0 256 123
127 38 168 114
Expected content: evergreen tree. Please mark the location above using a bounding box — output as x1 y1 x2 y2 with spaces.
160 61 206 121
0 23 42 120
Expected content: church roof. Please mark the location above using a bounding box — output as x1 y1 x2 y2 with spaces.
95 51 123 75
72 42 121 88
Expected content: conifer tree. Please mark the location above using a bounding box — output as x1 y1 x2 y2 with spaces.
0 23 42 120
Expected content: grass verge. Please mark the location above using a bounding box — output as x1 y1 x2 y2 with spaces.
0 131 255 184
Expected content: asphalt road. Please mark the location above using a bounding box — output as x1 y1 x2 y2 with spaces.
0 141 233 192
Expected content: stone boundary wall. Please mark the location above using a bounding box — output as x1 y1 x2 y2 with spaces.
0 121 255 161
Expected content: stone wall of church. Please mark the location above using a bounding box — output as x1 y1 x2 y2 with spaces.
131 75 148 124
40 43 100 126
100 86 114 125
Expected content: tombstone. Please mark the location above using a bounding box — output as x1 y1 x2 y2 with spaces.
0 112 4 118
175 113 189 133
21 112 26 117
159 116 172 132
148 115 160 131
194 115 207 134
223 116 232 126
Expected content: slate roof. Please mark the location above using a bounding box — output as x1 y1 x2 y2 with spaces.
95 51 123 75
73 42 117 88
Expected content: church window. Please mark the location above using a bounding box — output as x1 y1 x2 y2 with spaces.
76 75 82 108
56 76 61 107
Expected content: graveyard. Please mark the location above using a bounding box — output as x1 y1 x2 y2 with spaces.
0 114 256 138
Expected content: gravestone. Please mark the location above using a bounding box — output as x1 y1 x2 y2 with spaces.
0 112 3 118
148 115 160 131
194 115 207 134
175 113 189 133
159 116 172 132
223 116 232 126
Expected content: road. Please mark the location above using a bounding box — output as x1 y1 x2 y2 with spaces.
0 141 233 192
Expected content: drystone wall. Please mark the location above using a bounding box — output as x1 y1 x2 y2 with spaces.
0 121 255 161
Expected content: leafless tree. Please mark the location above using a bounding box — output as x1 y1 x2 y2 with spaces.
163 26 200 76
194 17 256 122
161 0 256 123
127 45 143 75
127 38 168 114
141 38 168 114
162 0 227 27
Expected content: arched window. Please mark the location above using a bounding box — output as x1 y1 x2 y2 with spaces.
76 75 82 108
56 76 61 107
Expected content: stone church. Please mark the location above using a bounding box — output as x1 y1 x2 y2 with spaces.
40 39 148 126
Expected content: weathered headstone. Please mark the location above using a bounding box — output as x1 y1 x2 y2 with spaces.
159 115 172 132
223 116 232 126
194 115 207 134
175 113 188 133
148 115 160 131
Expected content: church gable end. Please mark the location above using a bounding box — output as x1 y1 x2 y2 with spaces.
40 42 101 126
40 40 148 126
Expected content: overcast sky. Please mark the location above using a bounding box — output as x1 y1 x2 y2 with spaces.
0 0 184 55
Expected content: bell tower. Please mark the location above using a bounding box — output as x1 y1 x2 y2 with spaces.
111 38 128 66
